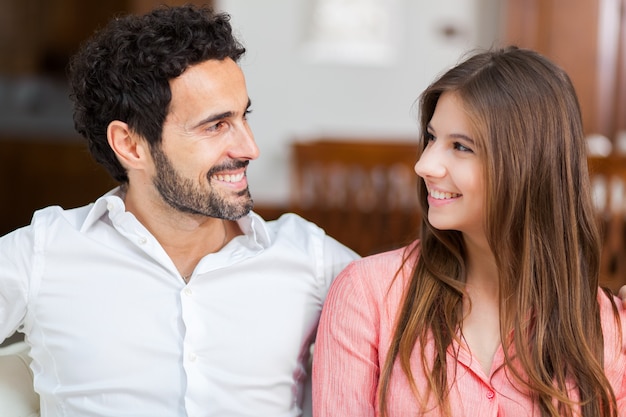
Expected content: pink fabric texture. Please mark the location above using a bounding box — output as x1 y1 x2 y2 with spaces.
313 244 626 416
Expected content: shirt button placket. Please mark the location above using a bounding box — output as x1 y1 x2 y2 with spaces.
182 287 197 365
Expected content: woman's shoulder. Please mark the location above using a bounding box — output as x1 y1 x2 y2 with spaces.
345 241 417 276
597 289 626 377
330 241 419 298
597 288 626 325
323 242 419 327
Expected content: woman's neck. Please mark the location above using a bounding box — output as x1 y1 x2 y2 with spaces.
463 233 498 292
461 232 502 376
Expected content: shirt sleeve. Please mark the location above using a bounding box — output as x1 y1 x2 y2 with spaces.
320 235 360 294
312 261 380 417
0 226 34 342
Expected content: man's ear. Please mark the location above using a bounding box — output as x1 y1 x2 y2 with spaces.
107 120 149 169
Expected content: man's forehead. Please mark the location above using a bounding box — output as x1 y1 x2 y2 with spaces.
167 59 248 110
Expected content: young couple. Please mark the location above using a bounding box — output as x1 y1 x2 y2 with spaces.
0 5 624 417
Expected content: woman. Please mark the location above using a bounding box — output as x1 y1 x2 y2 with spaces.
312 46 626 416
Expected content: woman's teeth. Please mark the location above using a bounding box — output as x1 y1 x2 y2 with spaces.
430 190 461 200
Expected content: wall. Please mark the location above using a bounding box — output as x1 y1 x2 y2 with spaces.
216 0 503 205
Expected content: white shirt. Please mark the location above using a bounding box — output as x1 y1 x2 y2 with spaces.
0 188 359 417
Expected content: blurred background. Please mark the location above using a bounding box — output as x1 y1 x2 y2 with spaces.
1 0 626 287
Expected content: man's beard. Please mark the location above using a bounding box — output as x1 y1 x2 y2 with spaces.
150 145 253 220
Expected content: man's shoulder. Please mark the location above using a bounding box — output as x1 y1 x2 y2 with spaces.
0 202 98 259
260 212 329 250
31 203 96 229
263 212 324 233
248 211 325 243
254 211 358 262
30 188 120 232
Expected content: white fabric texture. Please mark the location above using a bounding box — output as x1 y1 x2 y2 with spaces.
0 188 358 417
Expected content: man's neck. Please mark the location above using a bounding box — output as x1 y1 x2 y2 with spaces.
122 184 235 279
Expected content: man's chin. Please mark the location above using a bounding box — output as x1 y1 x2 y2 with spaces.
217 199 254 221
219 210 249 221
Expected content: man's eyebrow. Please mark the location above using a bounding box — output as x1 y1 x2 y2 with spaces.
191 99 252 129
193 111 233 129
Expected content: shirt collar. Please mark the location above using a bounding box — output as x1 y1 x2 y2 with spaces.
79 187 125 232
80 187 273 248
236 210 272 248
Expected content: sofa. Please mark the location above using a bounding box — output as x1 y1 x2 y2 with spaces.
0 341 39 417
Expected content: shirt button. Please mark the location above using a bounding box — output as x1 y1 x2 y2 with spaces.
486 390 495 400
107 203 115 211
138 236 148 245
184 288 193 296
188 353 197 362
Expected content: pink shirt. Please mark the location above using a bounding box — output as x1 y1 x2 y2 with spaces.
313 244 626 416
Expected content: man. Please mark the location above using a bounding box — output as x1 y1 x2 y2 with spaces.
0 5 358 416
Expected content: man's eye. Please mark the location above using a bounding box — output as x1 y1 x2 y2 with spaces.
207 121 225 132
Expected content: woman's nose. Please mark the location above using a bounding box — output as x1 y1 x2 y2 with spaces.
414 147 446 179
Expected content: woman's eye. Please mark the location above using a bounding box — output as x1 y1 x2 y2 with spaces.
424 132 435 142
454 142 473 153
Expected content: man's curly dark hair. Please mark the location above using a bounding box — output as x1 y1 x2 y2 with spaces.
68 4 246 183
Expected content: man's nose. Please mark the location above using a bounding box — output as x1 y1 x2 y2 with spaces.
230 124 260 161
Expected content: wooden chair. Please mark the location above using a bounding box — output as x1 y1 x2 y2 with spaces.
588 155 626 292
287 140 626 289
289 138 421 256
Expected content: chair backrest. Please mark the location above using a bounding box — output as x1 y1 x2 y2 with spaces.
588 155 626 292
290 138 421 256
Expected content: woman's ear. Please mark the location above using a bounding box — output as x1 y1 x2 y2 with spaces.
107 120 149 170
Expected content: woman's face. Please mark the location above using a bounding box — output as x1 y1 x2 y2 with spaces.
414 91 485 239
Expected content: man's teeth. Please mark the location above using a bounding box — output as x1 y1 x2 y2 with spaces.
213 173 244 182
430 190 461 200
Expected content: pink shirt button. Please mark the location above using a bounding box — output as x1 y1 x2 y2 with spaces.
486 390 495 399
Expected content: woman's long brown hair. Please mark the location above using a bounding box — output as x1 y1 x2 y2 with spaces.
378 46 619 416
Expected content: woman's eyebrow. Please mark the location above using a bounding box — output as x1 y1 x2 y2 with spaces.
427 123 475 144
